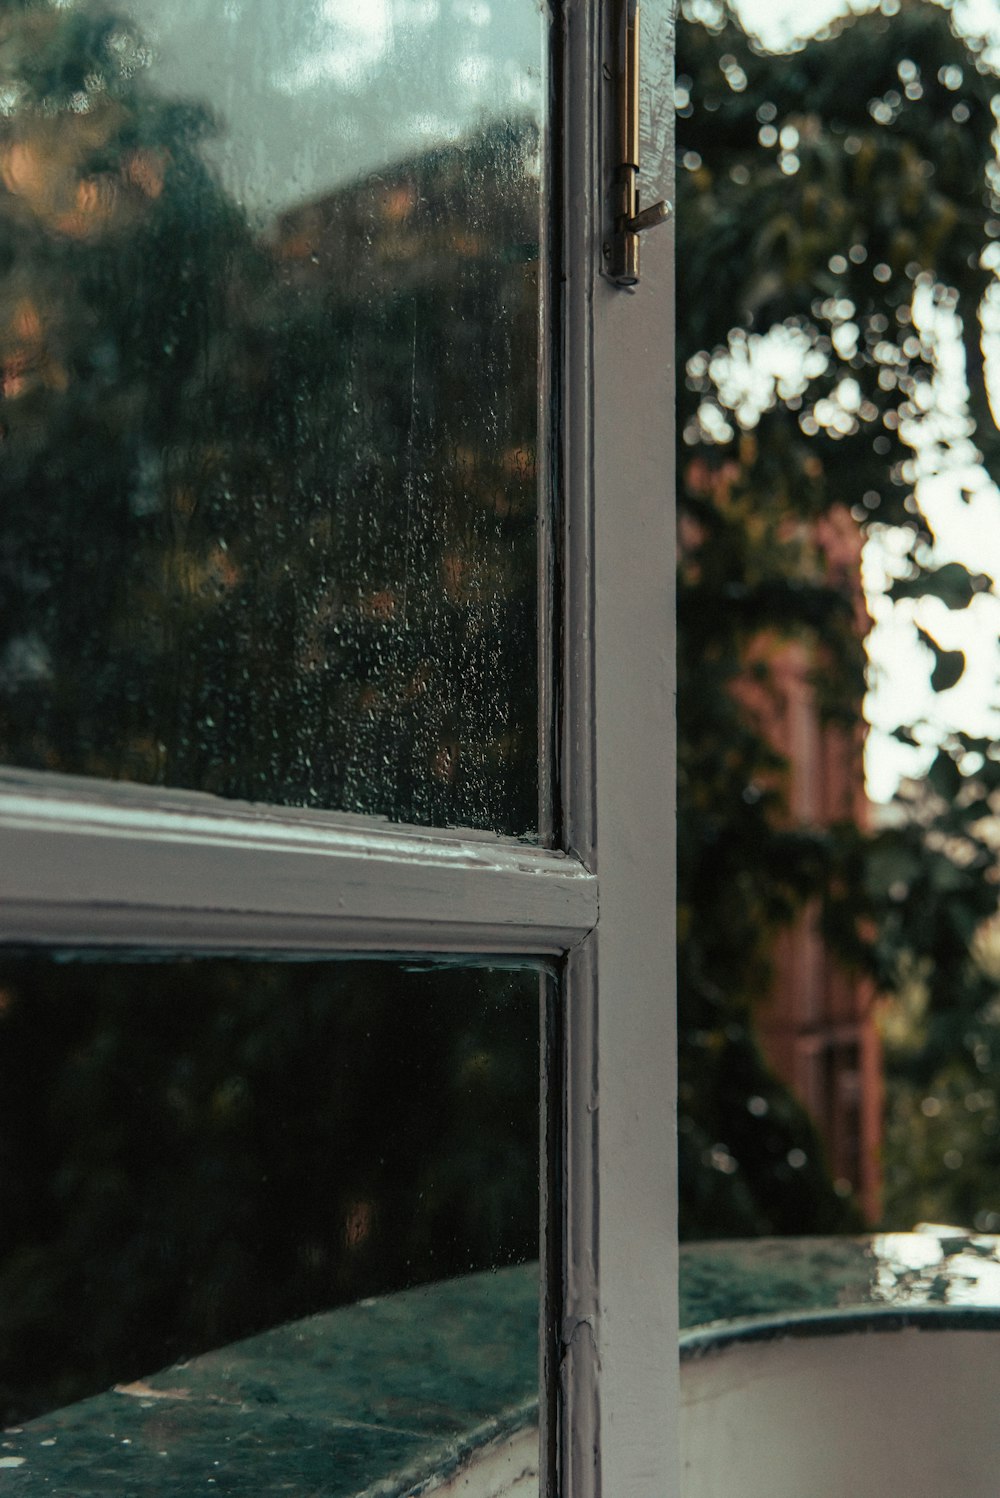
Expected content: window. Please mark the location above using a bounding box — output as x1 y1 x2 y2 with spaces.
0 1 675 1493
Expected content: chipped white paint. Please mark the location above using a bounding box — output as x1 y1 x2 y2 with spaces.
423 1425 539 1497
114 1380 192 1402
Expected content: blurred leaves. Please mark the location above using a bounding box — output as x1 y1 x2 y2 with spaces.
677 0 1000 1237
915 626 966 692
889 561 989 611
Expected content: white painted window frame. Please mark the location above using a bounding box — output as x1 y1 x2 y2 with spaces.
0 2 677 1493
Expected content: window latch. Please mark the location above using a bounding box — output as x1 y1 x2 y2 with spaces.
607 0 671 288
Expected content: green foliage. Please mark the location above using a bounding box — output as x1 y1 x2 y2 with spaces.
677 0 1000 1235
882 1012 1000 1233
888 560 990 610
916 625 965 691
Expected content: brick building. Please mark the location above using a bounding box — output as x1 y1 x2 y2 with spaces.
738 507 883 1222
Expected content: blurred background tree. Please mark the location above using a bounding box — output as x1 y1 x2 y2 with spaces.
677 0 1000 1236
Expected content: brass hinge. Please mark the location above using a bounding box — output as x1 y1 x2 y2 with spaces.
606 0 671 288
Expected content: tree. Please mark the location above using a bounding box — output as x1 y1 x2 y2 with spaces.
676 0 1000 1235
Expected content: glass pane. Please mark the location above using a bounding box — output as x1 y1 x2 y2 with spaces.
0 0 544 836
0 956 543 1494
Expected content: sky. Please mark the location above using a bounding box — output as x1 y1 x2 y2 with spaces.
738 0 1000 49
124 0 544 220
733 0 1000 801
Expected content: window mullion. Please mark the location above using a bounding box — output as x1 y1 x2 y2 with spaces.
557 1 678 1494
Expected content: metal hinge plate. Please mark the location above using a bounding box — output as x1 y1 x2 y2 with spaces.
606 0 672 287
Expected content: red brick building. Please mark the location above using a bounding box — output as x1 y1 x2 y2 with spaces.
738 507 883 1222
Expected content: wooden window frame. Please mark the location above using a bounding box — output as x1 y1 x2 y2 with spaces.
0 2 677 1493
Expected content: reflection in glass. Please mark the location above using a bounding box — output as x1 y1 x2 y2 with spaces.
0 956 542 1439
0 0 544 834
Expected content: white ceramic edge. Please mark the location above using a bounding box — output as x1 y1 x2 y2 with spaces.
421 1425 540 1498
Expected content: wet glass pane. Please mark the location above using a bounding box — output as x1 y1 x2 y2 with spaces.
677 0 1000 1249
0 956 543 1493
0 0 544 835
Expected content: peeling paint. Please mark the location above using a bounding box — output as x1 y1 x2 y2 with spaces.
560 1315 597 1350
114 1381 192 1402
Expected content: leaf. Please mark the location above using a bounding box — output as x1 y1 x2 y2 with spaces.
928 748 964 801
916 627 965 693
889 562 990 611
865 837 923 898
930 649 966 693
928 856 969 895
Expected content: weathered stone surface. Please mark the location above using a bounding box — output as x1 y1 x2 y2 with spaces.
9 1235 1000 1494
1 1266 538 1497
679 1231 1000 1335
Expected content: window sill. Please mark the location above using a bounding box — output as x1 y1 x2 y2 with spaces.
3 1265 538 1497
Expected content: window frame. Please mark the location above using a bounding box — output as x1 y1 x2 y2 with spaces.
557 4 677 1492
0 1 677 1493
